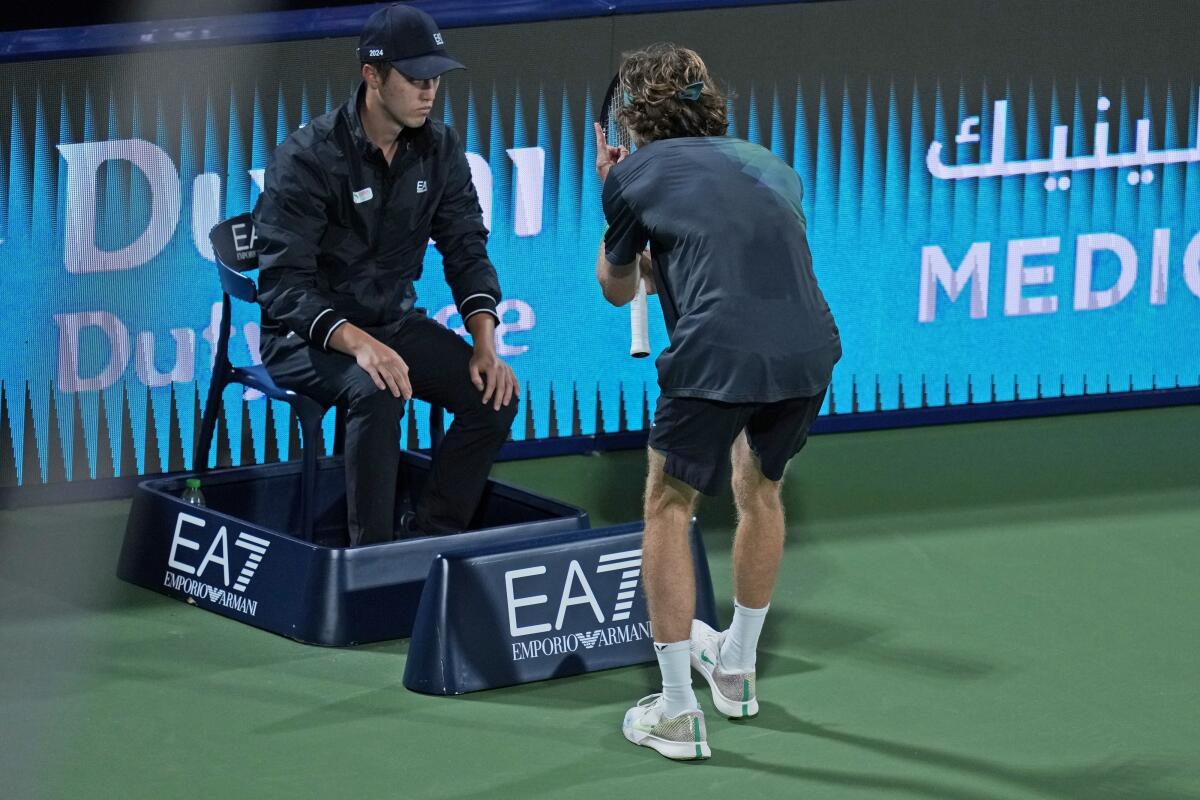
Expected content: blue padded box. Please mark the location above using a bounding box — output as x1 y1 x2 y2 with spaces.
403 521 718 695
116 452 589 645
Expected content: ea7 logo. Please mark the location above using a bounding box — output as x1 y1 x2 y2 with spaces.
167 512 271 593
433 32 444 45
504 548 642 637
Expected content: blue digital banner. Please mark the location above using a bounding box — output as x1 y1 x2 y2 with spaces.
0 1 1197 490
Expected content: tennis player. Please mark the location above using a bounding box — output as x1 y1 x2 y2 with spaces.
594 43 841 759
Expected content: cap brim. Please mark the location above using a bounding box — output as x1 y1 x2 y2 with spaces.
391 53 466 80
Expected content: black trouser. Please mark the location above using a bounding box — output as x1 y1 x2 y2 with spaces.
260 313 518 546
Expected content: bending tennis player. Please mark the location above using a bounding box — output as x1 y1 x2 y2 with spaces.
594 43 842 760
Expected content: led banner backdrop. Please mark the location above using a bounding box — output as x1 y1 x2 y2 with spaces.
0 0 1197 490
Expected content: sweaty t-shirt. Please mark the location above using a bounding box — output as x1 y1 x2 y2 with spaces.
603 136 841 403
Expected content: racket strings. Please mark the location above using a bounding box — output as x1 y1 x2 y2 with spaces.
602 75 633 152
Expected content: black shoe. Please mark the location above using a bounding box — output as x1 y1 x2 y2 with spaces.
395 510 463 539
393 510 422 540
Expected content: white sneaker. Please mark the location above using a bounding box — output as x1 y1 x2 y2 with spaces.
622 694 711 760
690 619 759 718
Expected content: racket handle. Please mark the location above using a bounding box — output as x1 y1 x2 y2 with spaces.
630 279 650 358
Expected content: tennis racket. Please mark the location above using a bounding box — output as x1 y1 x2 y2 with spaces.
599 72 650 359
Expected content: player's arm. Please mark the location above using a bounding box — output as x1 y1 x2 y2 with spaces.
597 148 652 307
594 121 645 306
596 243 640 306
638 250 656 294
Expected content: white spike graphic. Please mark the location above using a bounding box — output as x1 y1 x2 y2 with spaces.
598 548 643 621
232 533 271 593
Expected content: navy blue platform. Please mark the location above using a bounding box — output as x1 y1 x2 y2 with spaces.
116 452 589 645
403 522 718 695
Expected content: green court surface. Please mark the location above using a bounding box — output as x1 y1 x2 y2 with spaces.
2 407 1198 799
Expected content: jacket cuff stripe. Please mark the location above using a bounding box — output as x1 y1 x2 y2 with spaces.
309 308 343 350
322 318 349 351
458 293 498 318
308 308 333 341
462 307 500 325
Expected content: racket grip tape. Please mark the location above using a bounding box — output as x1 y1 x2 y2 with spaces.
630 279 650 358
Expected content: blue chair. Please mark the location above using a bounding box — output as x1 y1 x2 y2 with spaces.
197 213 444 542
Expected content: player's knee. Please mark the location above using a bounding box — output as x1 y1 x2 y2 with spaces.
643 473 695 521
644 490 685 522
733 473 781 515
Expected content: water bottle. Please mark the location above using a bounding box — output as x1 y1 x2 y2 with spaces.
181 478 206 507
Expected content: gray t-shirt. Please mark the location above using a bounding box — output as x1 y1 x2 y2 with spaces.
603 136 841 403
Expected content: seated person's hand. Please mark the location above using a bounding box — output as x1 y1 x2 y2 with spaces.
329 323 413 400
469 349 518 411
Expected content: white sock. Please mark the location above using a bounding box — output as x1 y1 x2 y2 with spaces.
654 640 699 717
720 601 769 672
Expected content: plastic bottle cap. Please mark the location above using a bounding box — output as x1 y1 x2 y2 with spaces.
185 478 201 489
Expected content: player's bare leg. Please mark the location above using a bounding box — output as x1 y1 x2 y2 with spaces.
642 447 700 643
690 431 779 718
621 447 710 760
730 430 785 608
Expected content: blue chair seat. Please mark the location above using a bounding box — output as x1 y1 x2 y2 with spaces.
232 364 319 408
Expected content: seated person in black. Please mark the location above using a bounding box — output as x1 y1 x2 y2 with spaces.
253 4 518 545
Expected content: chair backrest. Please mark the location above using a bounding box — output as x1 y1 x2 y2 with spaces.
208 213 261 303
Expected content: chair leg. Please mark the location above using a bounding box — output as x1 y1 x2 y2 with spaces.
298 411 321 542
194 377 225 472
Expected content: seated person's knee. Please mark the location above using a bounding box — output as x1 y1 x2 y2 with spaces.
347 384 405 416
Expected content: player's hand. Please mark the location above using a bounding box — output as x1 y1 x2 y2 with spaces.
594 122 628 182
638 249 656 294
351 335 412 401
469 348 519 411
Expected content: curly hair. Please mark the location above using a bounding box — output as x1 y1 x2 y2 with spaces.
616 42 727 144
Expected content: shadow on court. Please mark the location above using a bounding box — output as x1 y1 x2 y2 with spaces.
744 702 1200 800
436 699 1197 800
760 606 1000 680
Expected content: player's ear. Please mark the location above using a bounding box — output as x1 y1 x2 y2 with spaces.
361 63 377 88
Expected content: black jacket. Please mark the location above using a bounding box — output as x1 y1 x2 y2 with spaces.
254 84 500 350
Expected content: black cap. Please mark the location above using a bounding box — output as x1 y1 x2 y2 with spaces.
357 4 465 80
